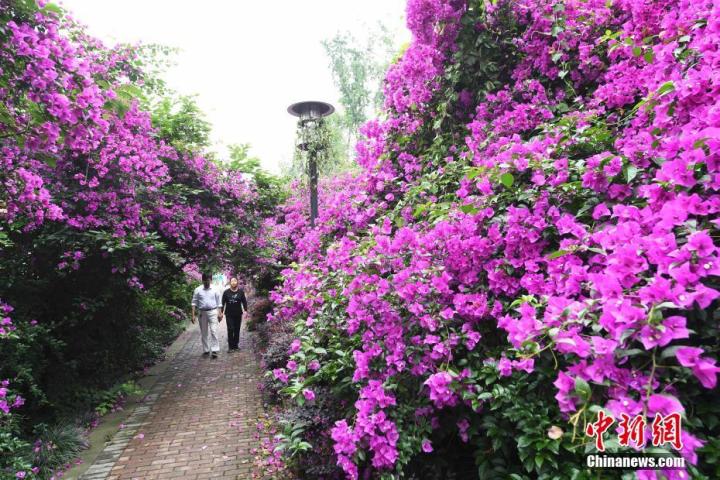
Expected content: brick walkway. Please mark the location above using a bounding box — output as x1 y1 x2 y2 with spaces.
80 321 264 480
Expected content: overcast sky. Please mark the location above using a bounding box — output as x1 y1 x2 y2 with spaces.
59 0 408 173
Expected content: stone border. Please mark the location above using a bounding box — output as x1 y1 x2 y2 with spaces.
75 331 194 480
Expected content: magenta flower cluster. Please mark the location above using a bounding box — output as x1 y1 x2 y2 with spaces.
0 300 15 337
0 3 259 266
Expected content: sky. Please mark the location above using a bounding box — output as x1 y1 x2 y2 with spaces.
59 0 409 173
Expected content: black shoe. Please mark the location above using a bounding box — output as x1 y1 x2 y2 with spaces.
202 352 210 357
211 352 218 359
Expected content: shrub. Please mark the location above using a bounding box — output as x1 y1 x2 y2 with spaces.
93 381 144 417
0 376 35 479
277 386 346 478
247 298 273 332
30 423 89 478
260 332 296 405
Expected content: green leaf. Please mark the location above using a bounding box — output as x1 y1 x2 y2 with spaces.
574 377 591 401
115 84 144 101
632 46 643 57
644 50 654 63
413 204 427 218
656 81 675 96
42 2 63 15
466 167 484 180
0 102 16 128
460 204 479 215
500 172 514 188
547 250 570 260
624 164 639 183
617 348 644 357
517 436 532 448
660 345 686 360
0 231 12 248
43 155 57 168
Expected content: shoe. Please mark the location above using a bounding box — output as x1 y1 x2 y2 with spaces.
202 352 210 357
211 352 218 359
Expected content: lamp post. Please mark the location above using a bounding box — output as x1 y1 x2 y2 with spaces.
288 101 334 227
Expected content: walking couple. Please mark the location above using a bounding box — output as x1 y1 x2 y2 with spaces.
191 273 247 358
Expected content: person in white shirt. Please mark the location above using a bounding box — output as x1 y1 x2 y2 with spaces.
191 272 223 358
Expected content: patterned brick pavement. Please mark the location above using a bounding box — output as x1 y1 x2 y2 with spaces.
80 321 264 480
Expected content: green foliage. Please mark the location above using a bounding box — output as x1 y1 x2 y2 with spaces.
94 381 144 416
151 95 213 153
320 24 398 164
288 117 353 181
227 144 288 215
0 416 33 479
130 43 178 99
322 24 395 137
282 24 399 181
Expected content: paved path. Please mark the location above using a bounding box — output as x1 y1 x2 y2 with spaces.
80 322 264 480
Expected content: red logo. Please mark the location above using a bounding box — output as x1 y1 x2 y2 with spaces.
652 412 683 450
585 410 615 452
618 413 646 448
585 411 683 451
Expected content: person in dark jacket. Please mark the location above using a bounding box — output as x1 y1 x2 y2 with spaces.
220 277 247 351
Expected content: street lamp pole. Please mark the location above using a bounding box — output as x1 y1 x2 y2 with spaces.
288 101 334 228
308 149 319 225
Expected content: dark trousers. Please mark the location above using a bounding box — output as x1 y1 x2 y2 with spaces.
226 314 241 349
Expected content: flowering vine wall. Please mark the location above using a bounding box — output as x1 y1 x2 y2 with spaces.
268 0 720 478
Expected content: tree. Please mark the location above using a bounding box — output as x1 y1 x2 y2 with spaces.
151 95 213 153
227 143 287 217
322 24 397 151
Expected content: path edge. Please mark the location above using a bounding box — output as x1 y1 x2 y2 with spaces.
64 323 195 480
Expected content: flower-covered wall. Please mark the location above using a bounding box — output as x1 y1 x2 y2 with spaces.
267 0 720 478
